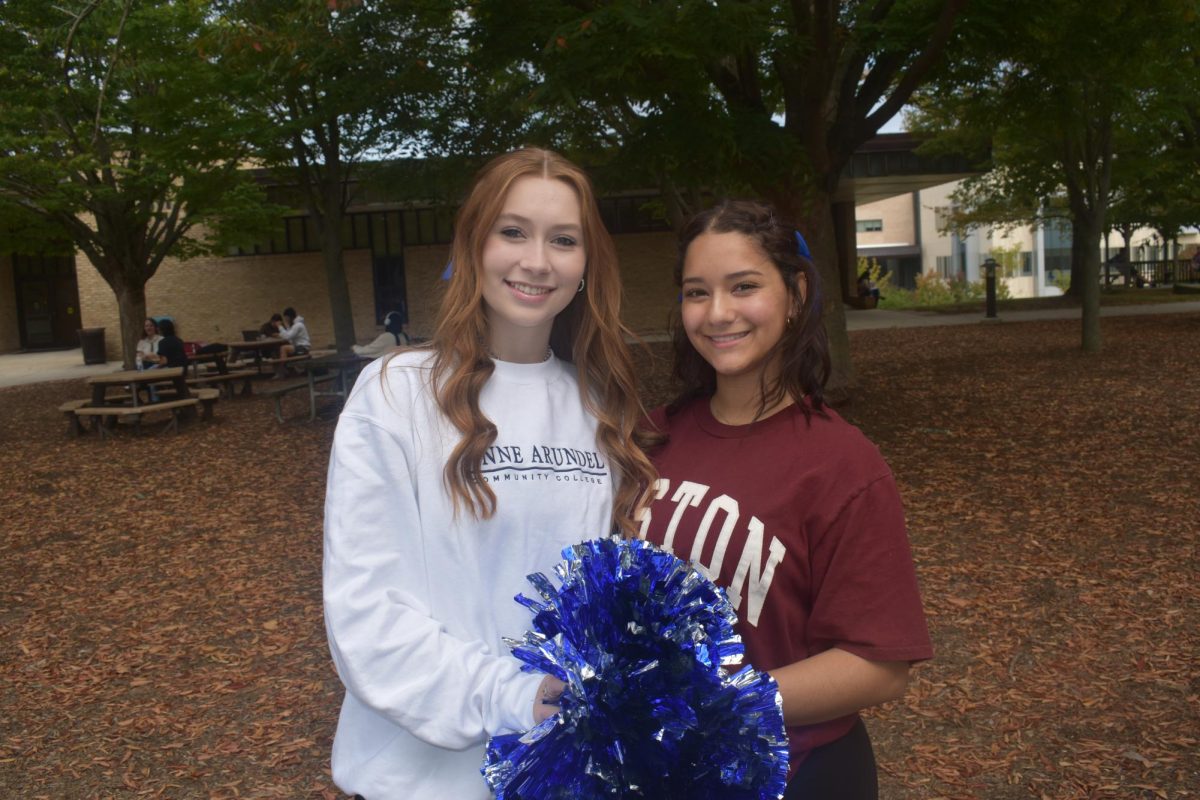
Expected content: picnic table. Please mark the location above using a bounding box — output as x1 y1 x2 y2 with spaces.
65 367 215 439
262 352 370 422
226 337 285 373
88 367 189 407
186 349 228 378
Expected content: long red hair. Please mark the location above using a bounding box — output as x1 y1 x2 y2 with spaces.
426 147 655 536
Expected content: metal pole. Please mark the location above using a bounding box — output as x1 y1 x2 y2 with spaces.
984 258 998 318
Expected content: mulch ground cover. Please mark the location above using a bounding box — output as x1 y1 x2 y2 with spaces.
2 313 1197 799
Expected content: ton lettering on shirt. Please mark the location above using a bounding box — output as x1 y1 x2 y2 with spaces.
637 478 785 627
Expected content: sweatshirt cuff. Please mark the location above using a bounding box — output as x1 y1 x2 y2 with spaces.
498 670 546 734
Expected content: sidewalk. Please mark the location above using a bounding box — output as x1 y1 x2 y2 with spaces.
0 348 120 389
3 300 1198 389
845 299 1200 330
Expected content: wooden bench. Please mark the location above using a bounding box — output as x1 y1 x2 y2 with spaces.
194 387 220 420
261 348 335 371
187 369 257 398
74 398 201 439
59 399 90 436
258 374 337 422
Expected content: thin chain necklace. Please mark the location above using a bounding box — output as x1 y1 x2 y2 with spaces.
489 347 553 363
710 394 797 426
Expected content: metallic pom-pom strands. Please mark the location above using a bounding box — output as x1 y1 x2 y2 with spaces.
482 538 789 799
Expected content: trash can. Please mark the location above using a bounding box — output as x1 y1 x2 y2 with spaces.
78 327 107 365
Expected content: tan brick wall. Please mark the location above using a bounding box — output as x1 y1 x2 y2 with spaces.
0 255 20 353
76 248 379 359
74 230 679 360
400 243 452 338
614 231 677 334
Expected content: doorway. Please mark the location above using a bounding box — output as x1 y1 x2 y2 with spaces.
13 254 81 349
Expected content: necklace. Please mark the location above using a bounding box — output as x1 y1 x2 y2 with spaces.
489 347 553 364
709 394 797 426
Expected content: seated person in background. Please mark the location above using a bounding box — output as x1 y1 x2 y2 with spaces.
136 318 162 370
145 318 187 401
261 314 283 340
150 318 188 369
352 310 410 359
273 307 311 378
857 271 881 301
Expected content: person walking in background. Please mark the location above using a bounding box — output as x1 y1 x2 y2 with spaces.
640 199 932 800
322 148 655 800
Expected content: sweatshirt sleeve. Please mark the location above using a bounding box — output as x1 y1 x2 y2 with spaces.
322 409 543 750
351 333 395 358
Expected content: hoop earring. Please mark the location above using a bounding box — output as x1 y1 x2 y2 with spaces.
577 278 585 294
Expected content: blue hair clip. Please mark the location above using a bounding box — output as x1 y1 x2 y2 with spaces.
794 230 811 259
441 260 454 280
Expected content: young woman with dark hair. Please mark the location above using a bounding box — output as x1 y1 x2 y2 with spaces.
639 199 932 799
322 148 656 799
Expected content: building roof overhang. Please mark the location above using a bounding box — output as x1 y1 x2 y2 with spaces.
837 133 983 206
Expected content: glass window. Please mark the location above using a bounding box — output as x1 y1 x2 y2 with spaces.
856 219 883 232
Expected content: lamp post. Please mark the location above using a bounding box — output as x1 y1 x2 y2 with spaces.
982 257 999 319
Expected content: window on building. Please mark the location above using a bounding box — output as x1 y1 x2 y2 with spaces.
856 219 883 233
935 255 954 279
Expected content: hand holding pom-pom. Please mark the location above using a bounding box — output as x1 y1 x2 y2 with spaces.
533 674 564 723
483 538 789 800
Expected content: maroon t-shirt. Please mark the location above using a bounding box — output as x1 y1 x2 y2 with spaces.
640 397 933 763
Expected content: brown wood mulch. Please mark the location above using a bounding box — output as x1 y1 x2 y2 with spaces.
2 313 1197 799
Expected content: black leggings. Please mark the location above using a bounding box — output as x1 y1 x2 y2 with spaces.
784 718 879 800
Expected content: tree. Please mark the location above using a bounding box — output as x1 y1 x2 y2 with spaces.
462 0 970 398
911 0 1198 352
0 0 276 367
214 0 457 353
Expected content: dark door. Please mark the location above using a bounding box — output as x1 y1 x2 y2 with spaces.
372 254 409 325
13 254 81 349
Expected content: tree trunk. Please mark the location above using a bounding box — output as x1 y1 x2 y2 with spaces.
114 276 148 370
1065 223 1087 298
1072 210 1103 353
772 191 855 404
319 175 357 353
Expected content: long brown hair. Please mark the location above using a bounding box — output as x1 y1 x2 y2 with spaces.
427 147 655 536
668 199 831 420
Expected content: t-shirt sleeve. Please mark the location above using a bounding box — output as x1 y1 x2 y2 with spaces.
805 473 933 663
323 404 542 751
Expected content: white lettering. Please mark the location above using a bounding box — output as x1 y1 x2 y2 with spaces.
662 481 708 550
727 516 785 626
690 494 739 580
636 479 670 539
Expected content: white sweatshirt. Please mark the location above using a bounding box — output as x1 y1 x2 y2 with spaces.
323 350 615 799
278 315 311 348
351 331 404 359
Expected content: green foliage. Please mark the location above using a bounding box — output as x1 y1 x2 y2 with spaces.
0 1 278 265
856 256 891 295
1052 271 1073 294
988 244 1023 279
880 271 1011 309
0 0 281 363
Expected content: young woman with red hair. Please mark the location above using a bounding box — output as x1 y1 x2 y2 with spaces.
322 148 655 799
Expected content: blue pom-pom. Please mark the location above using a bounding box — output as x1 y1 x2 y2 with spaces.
483 538 789 799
